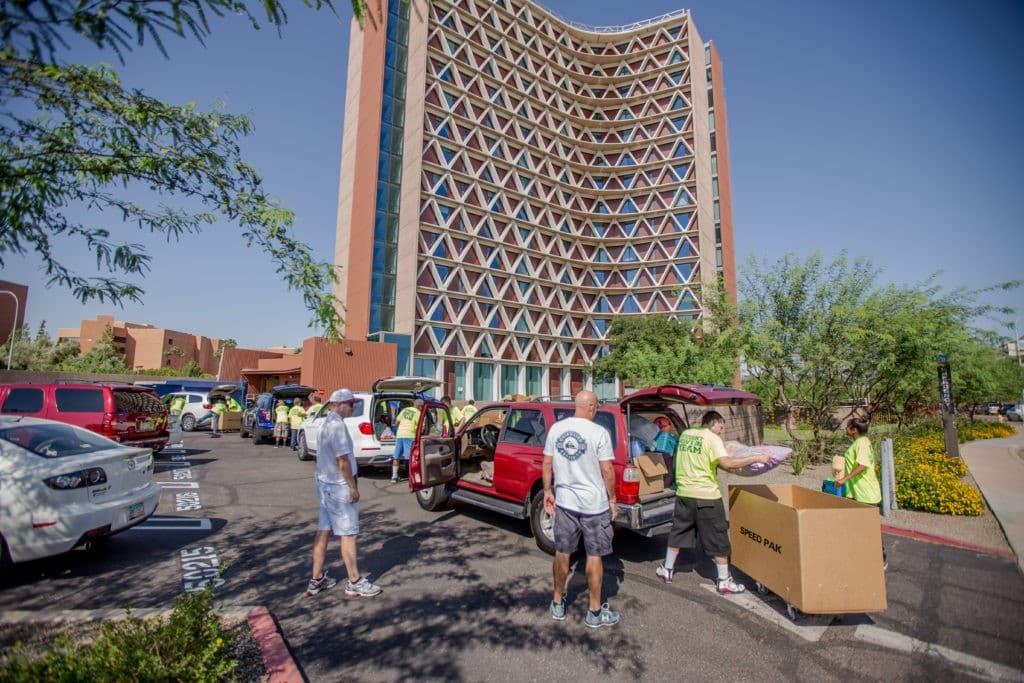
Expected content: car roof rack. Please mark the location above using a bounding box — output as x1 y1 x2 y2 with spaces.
524 395 618 405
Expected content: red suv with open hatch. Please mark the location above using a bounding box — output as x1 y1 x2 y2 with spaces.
407 384 762 554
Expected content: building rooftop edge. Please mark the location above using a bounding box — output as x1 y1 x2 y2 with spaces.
529 2 688 35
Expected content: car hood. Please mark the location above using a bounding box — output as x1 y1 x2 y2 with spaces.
372 376 442 394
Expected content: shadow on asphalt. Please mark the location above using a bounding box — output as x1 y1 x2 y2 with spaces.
206 503 649 681
0 519 228 599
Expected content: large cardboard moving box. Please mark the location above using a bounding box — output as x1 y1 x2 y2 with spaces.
217 411 242 432
728 484 887 614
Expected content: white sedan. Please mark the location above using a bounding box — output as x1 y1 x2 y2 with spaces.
0 416 161 566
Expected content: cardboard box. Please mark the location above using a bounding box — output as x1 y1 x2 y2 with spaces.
635 452 668 496
217 411 242 432
728 484 887 614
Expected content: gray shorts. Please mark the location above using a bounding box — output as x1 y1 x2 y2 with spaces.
317 481 359 536
554 506 613 557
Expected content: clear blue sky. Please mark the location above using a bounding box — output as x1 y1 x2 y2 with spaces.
8 0 1024 347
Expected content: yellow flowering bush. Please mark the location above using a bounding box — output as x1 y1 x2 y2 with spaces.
885 422 1004 516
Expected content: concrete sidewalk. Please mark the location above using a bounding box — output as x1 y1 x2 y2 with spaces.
961 428 1024 574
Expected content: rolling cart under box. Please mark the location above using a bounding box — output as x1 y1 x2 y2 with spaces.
728 484 887 618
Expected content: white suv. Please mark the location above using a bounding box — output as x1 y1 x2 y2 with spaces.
295 377 441 466
167 385 240 432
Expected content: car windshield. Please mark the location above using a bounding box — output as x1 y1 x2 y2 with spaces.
0 423 117 458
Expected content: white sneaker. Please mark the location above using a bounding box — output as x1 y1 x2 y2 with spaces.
655 563 674 584
344 576 382 598
716 575 746 595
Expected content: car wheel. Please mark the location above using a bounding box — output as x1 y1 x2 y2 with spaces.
240 420 249 438
252 427 263 446
180 414 196 432
416 484 451 511
529 492 556 555
297 433 313 461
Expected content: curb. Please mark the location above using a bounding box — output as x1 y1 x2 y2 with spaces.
247 607 303 683
881 524 1015 559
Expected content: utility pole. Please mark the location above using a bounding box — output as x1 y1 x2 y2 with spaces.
0 290 19 370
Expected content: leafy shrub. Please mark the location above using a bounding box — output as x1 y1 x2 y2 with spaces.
0 588 236 682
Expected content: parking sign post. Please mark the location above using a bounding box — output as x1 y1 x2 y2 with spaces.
937 355 960 460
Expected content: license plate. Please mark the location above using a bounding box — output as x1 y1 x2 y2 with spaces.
139 420 153 432
127 501 145 521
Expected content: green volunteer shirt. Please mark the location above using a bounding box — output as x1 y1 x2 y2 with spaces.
844 436 881 505
226 397 242 412
288 405 307 428
211 402 227 416
170 397 185 412
395 406 421 438
674 427 729 500
275 405 290 424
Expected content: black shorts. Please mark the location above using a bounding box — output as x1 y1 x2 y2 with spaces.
667 496 731 557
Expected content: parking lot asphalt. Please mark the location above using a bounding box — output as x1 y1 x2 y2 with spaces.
2 433 1023 682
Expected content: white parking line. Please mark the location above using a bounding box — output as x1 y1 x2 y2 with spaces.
699 584 829 642
854 625 1024 682
133 516 212 532
159 482 199 489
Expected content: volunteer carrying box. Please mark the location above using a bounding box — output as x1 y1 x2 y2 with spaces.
635 452 668 497
728 484 887 614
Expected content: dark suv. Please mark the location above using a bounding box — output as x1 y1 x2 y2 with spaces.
240 384 316 444
407 384 763 554
0 382 170 452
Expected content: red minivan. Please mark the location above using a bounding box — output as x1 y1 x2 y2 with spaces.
408 384 763 554
0 383 169 452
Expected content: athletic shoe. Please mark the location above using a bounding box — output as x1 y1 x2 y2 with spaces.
344 576 382 598
655 563 674 584
550 600 566 621
584 603 619 628
716 575 746 595
306 571 337 596
391 477 398 483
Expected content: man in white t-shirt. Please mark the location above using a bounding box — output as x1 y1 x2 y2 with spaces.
306 388 382 599
542 390 620 628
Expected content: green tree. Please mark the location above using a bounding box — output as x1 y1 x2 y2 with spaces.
0 325 34 369
0 1 352 339
48 340 81 368
741 252 1019 450
739 252 877 448
591 280 740 387
213 338 237 358
59 324 129 374
182 359 204 377
0 321 66 370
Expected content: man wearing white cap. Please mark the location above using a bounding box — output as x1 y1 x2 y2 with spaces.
306 388 382 598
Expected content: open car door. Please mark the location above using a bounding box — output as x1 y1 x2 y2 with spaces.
408 400 457 492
